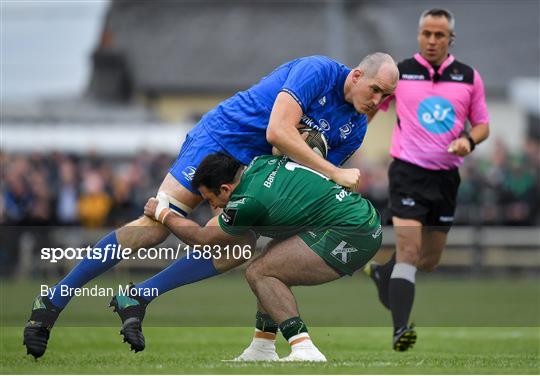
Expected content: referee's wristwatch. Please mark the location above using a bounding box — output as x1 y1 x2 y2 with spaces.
459 131 476 152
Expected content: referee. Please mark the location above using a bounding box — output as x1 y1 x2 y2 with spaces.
366 8 490 351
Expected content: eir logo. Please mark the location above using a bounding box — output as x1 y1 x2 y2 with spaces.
417 96 455 134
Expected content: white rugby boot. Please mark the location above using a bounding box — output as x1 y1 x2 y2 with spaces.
229 331 279 361
279 334 327 362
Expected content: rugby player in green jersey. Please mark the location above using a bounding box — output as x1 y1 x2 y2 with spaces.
144 153 382 362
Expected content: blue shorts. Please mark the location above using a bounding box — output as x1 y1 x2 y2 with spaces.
169 124 229 195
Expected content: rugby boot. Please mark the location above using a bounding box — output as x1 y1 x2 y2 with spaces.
279 339 327 362
230 338 279 361
363 261 390 310
23 295 63 359
109 285 148 353
393 324 417 351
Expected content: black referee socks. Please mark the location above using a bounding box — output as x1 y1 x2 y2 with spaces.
389 262 417 329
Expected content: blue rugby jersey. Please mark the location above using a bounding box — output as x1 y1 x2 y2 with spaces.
199 55 367 166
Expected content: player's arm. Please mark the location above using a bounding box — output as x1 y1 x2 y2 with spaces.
470 123 489 144
448 69 490 156
266 92 360 189
144 197 254 248
448 123 489 157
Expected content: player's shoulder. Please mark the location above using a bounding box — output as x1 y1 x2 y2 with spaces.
239 156 283 193
300 55 339 65
296 55 342 73
245 155 279 172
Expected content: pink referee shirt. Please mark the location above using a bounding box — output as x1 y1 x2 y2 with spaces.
380 53 489 170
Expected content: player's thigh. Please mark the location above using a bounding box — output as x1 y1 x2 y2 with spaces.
247 235 341 286
418 229 448 272
167 124 231 210
159 173 203 209
393 216 423 265
119 174 201 243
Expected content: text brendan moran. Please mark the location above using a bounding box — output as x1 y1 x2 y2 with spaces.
41 284 159 299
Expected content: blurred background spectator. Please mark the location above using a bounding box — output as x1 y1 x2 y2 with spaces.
2 138 539 226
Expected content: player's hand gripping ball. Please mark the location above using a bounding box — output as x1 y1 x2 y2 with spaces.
272 127 328 159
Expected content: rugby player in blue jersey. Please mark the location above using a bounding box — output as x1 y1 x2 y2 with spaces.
24 53 398 359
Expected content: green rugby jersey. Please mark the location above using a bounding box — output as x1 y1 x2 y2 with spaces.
218 155 378 237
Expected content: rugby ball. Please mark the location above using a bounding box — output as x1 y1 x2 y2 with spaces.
299 127 328 159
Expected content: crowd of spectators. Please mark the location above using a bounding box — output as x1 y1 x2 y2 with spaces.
1 138 539 227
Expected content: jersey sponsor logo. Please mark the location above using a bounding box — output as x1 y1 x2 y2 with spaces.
318 96 327 106
339 122 352 139
402 73 425 80
227 198 246 208
331 241 359 264
371 224 383 239
263 170 278 188
221 207 238 225
181 166 197 181
319 119 331 131
263 157 286 188
301 114 316 128
439 216 454 222
401 197 415 207
285 161 329 180
300 114 329 132
417 96 456 134
335 189 351 202
450 68 464 81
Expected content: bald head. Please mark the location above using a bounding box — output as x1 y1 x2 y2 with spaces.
357 52 399 86
344 52 399 114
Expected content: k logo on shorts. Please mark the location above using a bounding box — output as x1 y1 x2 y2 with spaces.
417 96 455 134
331 241 359 264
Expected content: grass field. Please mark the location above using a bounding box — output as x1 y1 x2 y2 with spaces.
1 275 539 373
1 327 539 374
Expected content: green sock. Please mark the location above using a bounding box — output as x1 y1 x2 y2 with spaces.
279 316 308 341
255 311 278 334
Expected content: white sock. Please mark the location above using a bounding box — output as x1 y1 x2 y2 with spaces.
251 329 276 348
390 262 417 283
288 332 311 348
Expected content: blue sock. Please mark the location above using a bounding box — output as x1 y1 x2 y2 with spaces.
49 231 122 308
134 256 219 303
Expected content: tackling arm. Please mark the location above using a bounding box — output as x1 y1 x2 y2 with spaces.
144 197 255 248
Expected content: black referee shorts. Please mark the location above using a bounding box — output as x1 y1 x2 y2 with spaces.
388 158 461 232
